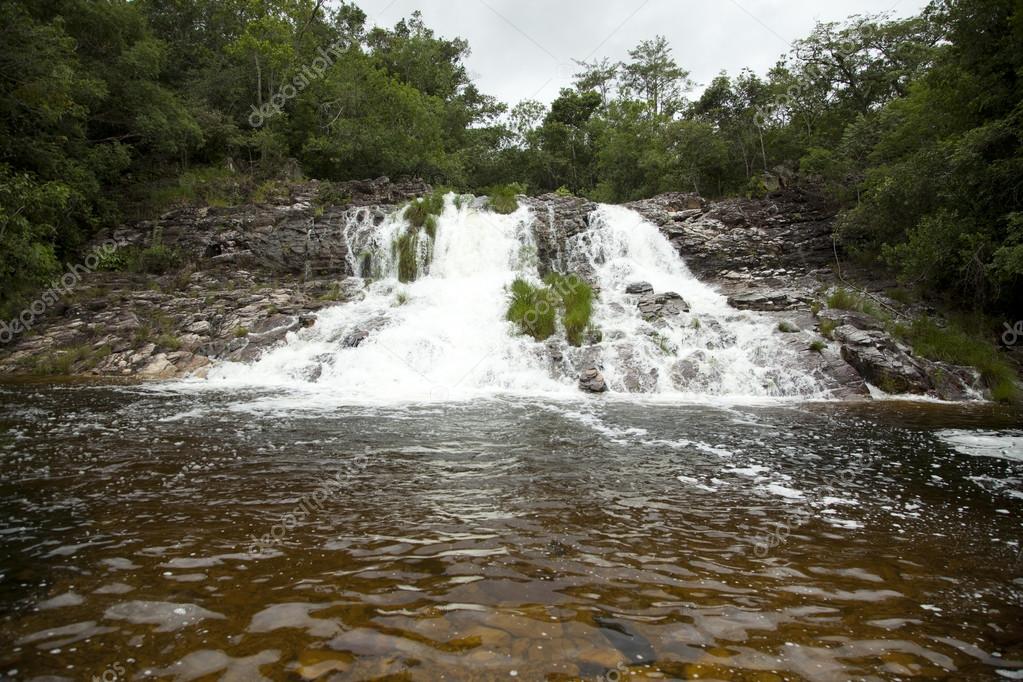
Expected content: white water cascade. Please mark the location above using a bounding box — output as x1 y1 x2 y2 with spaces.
203 196 825 402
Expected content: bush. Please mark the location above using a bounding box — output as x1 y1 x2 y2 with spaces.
819 318 838 339
317 181 352 208
809 339 827 353
778 321 799 333
487 183 526 215
506 278 557 341
895 316 1019 403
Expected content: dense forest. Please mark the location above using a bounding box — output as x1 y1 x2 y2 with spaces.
1 0 1021 322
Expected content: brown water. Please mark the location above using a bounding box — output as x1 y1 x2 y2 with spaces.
0 384 1021 681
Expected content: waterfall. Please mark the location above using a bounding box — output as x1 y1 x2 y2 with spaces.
203 195 825 401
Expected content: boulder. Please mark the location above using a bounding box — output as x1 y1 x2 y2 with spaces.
728 291 797 311
578 367 608 393
637 291 690 321
835 326 931 394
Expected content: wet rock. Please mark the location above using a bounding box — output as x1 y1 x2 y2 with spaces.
578 367 608 393
835 326 931 394
728 291 797 311
637 291 690 321
342 330 370 348
818 309 884 331
625 281 654 295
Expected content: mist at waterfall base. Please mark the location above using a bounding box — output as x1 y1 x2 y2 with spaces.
192 195 825 405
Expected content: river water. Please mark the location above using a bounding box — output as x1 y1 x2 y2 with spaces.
0 385 1021 680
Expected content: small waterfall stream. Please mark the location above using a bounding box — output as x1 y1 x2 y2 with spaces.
204 195 825 401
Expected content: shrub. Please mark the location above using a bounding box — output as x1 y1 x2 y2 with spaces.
251 179 288 204
895 316 1019 403
554 186 573 197
317 181 352 208
819 318 838 339
96 249 127 272
778 321 799 333
487 183 526 215
506 278 557 341
132 244 180 275
234 326 249 338
809 339 827 353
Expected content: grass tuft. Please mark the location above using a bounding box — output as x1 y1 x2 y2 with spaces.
487 183 526 215
394 230 420 283
404 191 446 228
507 278 557 341
777 321 799 333
544 273 594 347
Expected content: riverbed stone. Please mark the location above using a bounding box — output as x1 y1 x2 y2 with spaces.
578 368 608 393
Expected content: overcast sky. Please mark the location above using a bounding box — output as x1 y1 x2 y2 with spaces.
351 0 928 105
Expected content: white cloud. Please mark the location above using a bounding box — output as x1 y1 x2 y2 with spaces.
354 0 928 104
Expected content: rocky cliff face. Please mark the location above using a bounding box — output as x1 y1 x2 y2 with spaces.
0 180 995 400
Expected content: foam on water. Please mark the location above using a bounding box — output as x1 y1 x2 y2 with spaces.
193 196 826 403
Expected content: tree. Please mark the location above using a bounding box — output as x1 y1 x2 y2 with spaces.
572 58 619 107
621 36 691 116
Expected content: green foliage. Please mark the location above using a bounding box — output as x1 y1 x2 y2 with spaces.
777 321 799 333
156 334 182 351
404 191 446 228
233 326 249 338
487 184 525 214
30 343 111 376
544 273 595 347
826 288 863 311
317 182 352 209
394 230 420 283
129 241 180 275
894 316 1019 403
506 273 595 346
819 318 838 339
506 278 557 342
809 339 827 353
